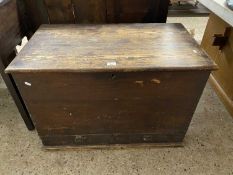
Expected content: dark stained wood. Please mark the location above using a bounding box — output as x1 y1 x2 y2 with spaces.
0 53 35 130
0 0 22 60
0 0 34 130
44 0 75 23
1 0 170 132
20 0 49 33
106 0 156 23
156 0 170 23
41 133 185 146
106 0 168 23
6 24 216 146
11 70 210 146
6 24 217 73
72 0 106 23
16 0 169 35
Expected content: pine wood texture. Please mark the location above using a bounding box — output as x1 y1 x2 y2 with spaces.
201 13 233 117
6 24 217 73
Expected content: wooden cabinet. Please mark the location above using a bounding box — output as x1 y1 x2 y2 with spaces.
19 0 169 34
0 0 21 63
0 0 34 130
6 24 216 146
201 13 233 117
106 0 166 23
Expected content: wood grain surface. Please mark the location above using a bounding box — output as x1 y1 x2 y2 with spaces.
0 0 22 62
72 0 106 23
7 24 216 146
0 0 34 130
12 70 210 145
45 0 75 23
6 24 217 73
201 13 233 117
106 0 161 23
18 0 169 35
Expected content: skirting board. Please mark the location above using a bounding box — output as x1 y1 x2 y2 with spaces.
43 142 183 151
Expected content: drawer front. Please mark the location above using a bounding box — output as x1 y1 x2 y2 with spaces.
13 71 209 144
41 133 184 146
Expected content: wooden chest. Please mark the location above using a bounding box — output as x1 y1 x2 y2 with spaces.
6 24 216 146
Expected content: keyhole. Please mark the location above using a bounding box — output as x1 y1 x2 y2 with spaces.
111 74 116 80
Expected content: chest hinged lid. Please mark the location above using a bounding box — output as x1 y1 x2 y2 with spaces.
6 23 217 73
